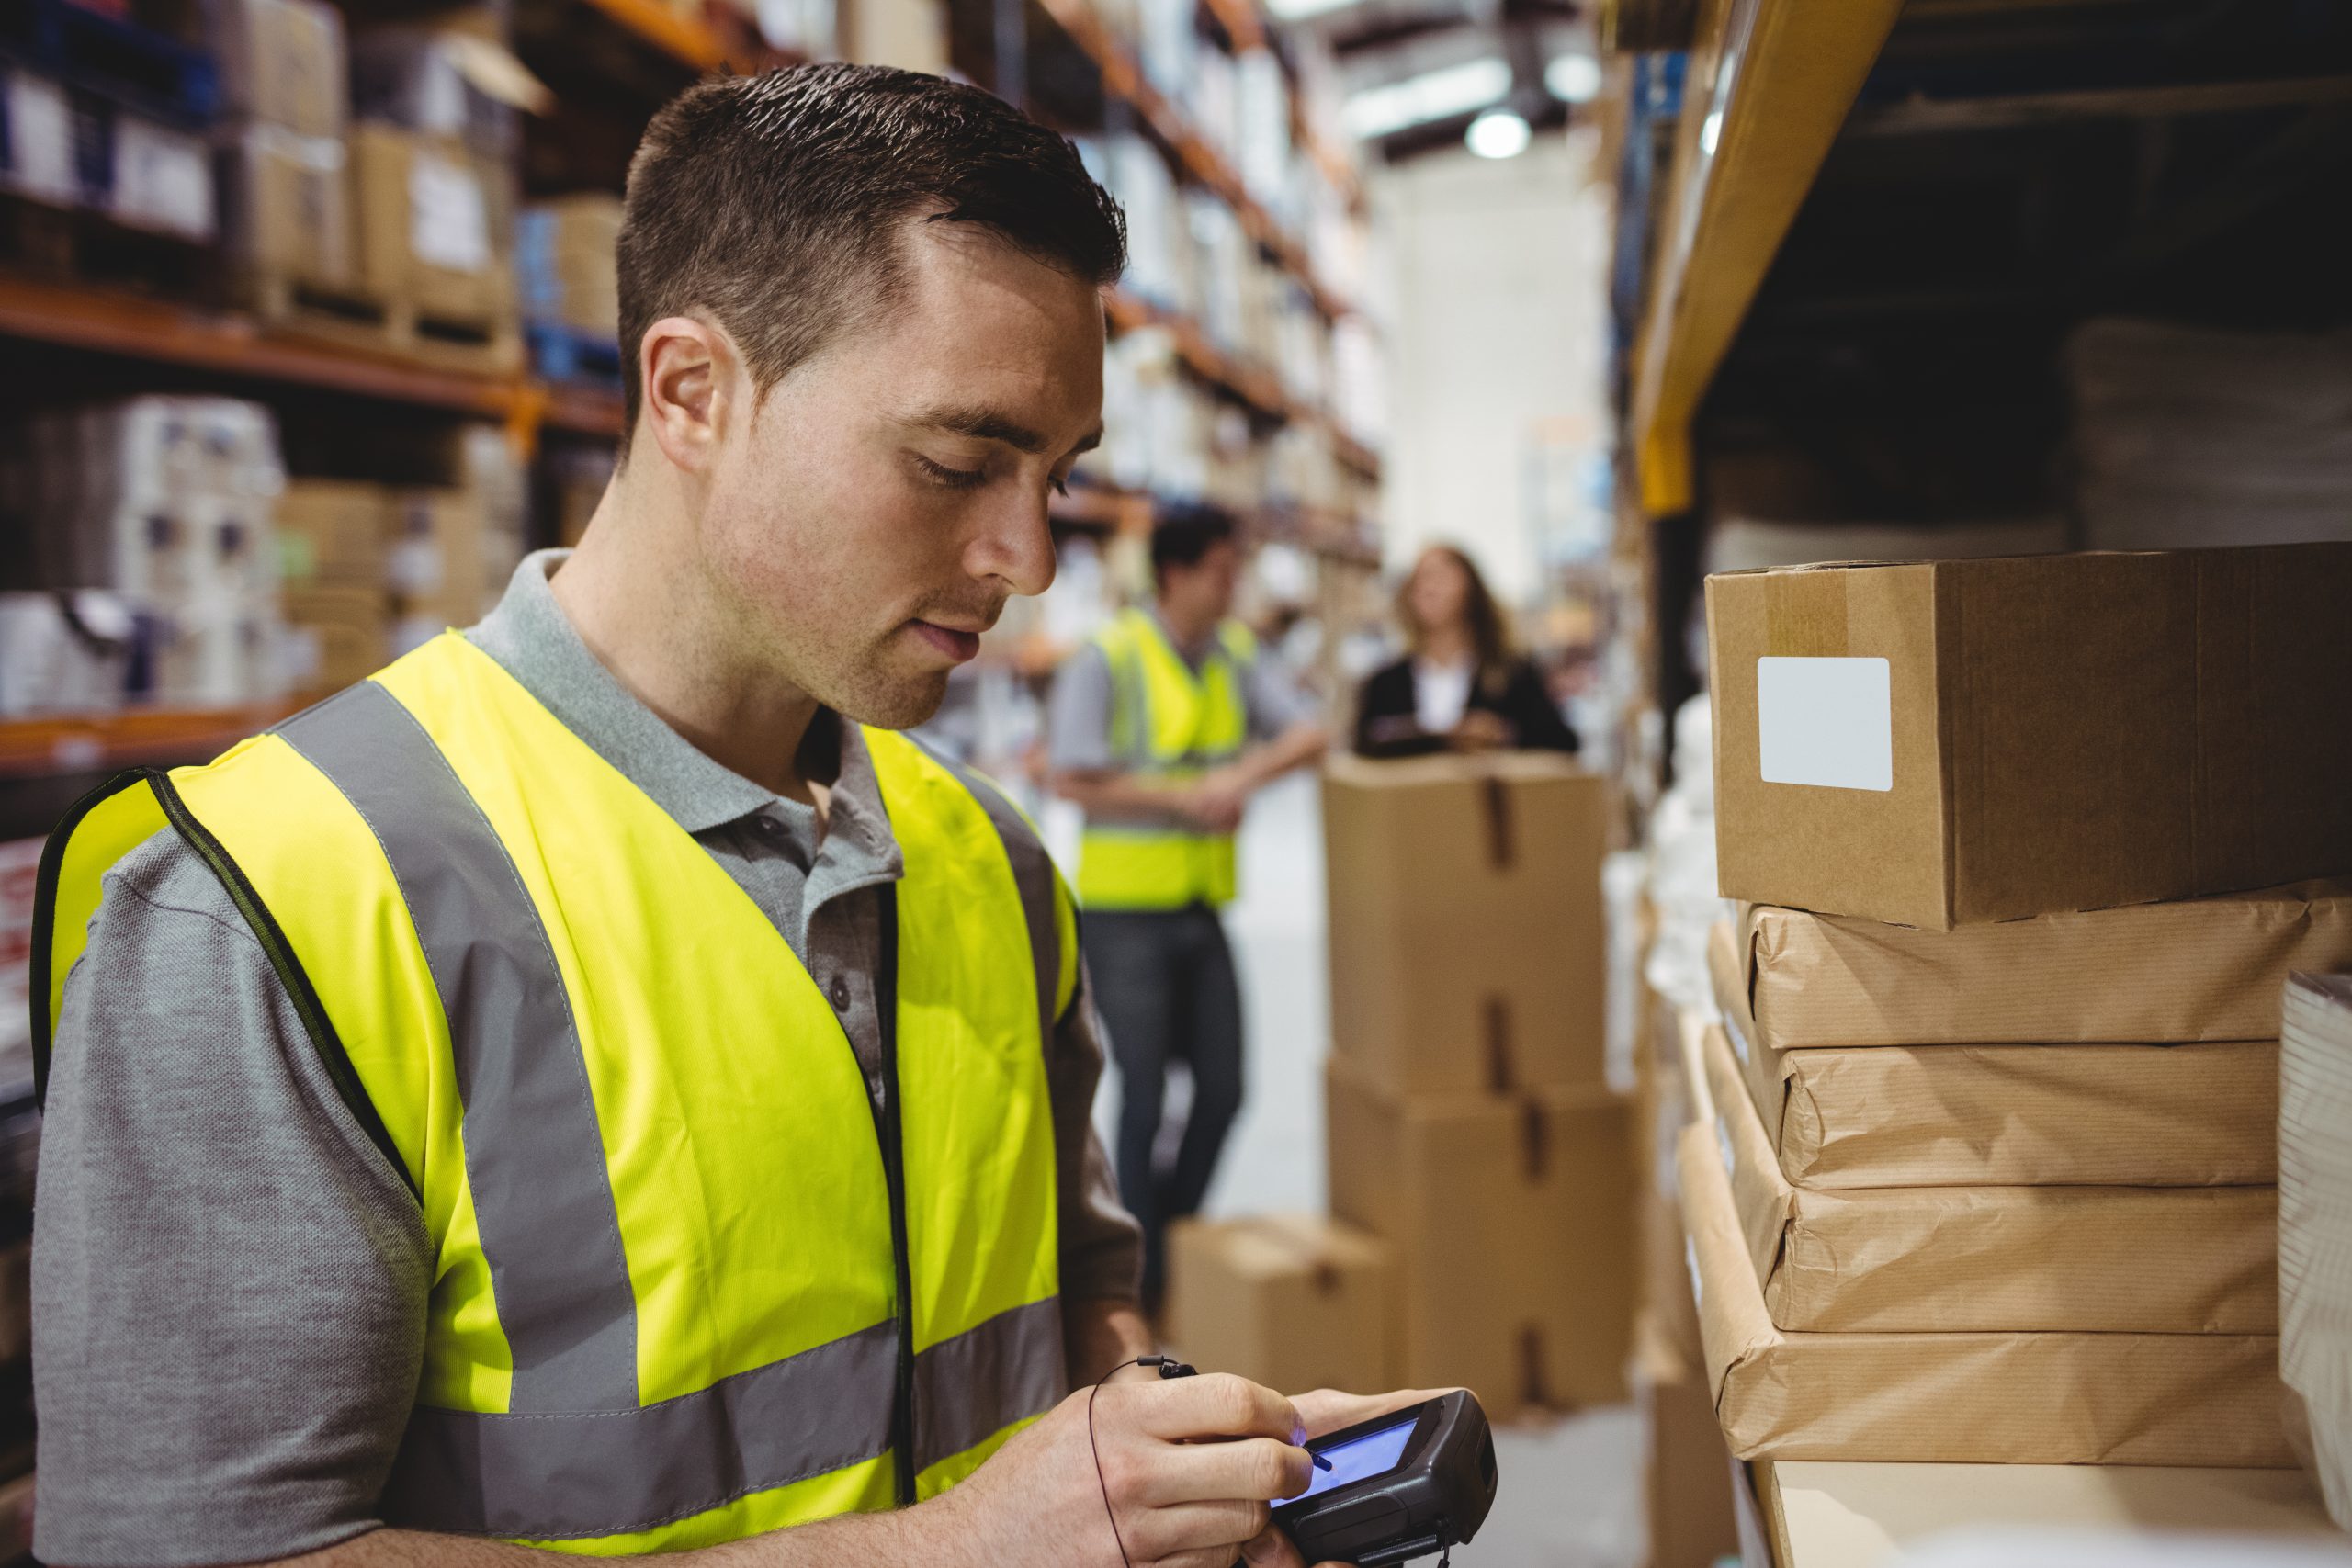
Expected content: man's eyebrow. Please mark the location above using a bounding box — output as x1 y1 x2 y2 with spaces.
913 408 1103 461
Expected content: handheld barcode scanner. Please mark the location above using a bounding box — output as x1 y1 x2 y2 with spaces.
1272 1390 1498 1567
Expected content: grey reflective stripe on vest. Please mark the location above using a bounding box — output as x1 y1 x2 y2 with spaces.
909 740 1061 1040
912 1295 1066 1474
382 1321 899 1539
278 681 640 1414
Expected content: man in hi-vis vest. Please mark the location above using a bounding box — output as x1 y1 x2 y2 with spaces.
1046 508 1329 1308
30 66 1417 1568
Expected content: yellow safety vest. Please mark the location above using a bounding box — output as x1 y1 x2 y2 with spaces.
33 633 1076 1553
1075 608 1252 911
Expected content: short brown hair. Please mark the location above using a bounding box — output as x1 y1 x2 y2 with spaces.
616 63 1126 445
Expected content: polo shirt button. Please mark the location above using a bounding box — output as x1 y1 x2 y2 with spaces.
829 976 851 1012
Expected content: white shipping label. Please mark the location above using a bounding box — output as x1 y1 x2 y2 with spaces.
1757 655 1894 792
2 71 75 202
409 152 489 273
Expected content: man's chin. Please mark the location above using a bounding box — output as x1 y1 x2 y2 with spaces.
824 668 953 733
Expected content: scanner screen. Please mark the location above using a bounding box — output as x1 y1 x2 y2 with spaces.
1299 1416 1416 1499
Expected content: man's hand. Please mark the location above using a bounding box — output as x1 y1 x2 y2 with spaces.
1237 1388 1461 1568
1182 773 1250 833
938 1371 1315 1568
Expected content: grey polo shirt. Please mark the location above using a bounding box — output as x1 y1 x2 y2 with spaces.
31 549 1141 1568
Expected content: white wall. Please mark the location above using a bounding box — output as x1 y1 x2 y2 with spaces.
1371 131 1614 605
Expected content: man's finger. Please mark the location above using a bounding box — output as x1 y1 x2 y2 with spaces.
1133 1372 1302 1443
1141 1435 1314 1506
1238 1522 1307 1568
1124 1497 1272 1560
1291 1385 1456 1440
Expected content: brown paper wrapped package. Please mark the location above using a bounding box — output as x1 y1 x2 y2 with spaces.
1739 878 2352 1050
1700 1021 2276 1335
1708 919 2279 1189
1678 1121 2292 1466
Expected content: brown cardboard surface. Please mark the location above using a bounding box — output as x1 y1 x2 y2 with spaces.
220 125 353 290
352 126 509 318
275 479 387 588
1635 1314 1742 1568
1322 753 1610 1094
1707 547 2352 929
1163 1213 1394 1395
1701 1021 2277 1335
1739 880 2352 1048
1761 1461 2336 1567
1709 919 2281 1189
214 0 348 138
1679 1122 2294 1466
1325 1055 1634 1419
281 587 389 694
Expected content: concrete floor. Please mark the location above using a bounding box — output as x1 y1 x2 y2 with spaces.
1050 773 1648 1568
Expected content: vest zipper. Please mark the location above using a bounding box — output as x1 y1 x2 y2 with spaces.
872 886 919 1506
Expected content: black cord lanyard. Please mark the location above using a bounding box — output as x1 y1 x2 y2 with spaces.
1089 1355 1196 1568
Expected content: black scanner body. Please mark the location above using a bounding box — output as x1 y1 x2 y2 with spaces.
1272 1390 1498 1567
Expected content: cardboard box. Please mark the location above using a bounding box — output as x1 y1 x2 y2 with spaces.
1700 1021 2276 1336
276 479 388 589
2280 972 2352 1529
1634 1314 1741 1568
1758 1460 2341 1568
209 0 348 138
281 586 388 694
1736 880 2352 1050
1163 1214 1394 1395
1325 1055 1633 1419
352 125 509 320
515 195 622 336
1706 546 2352 929
1708 919 2281 1189
384 487 487 627
219 125 353 290
1679 1120 2292 1466
1323 753 1610 1094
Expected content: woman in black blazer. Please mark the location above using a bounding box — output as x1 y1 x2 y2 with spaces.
1353 545 1580 760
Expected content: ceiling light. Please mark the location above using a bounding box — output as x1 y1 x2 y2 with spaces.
1340 57 1511 140
1544 52 1602 104
1465 108 1531 159
1266 0 1358 19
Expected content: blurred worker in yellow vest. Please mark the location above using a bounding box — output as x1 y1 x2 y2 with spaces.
1047 507 1329 1309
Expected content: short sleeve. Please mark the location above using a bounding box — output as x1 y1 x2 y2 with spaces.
33 832 431 1568
1045 643 1119 773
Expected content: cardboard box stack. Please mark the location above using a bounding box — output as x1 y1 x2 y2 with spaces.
1689 542 2352 1470
0 397 288 710
210 0 354 296
516 195 623 340
1318 752 1630 1421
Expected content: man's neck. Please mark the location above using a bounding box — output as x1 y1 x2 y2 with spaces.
1154 597 1219 655
551 483 827 805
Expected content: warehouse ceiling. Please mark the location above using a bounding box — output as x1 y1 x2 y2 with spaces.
1274 0 1600 162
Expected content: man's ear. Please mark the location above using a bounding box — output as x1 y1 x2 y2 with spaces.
638 315 739 475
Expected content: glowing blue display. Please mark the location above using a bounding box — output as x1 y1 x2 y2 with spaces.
1299 1416 1416 1499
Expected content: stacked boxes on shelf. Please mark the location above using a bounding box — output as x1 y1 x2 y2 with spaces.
516 194 624 385
0 398 286 711
1687 543 2352 1467
0 1 217 244
343 14 528 367
1319 752 1630 1420
212 0 352 299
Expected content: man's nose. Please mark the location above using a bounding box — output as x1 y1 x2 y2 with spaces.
969 491 1057 599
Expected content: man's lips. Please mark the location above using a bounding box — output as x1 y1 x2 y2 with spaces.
909 619 983 664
